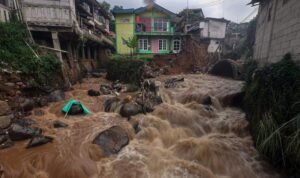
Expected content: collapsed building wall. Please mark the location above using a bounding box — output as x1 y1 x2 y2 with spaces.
20 0 114 84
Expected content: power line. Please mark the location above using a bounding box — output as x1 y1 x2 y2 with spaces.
241 7 258 22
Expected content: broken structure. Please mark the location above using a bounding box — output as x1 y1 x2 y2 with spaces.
249 0 300 65
20 0 114 82
187 17 229 54
0 0 15 22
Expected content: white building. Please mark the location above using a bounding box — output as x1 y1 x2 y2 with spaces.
199 18 229 53
0 3 9 22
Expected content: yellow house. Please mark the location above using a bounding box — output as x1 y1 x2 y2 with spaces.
112 3 183 55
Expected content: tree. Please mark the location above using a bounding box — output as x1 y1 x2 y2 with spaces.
99 1 110 12
122 36 138 56
178 9 204 24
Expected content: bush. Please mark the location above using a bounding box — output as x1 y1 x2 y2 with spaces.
106 59 145 84
244 54 300 176
0 21 60 86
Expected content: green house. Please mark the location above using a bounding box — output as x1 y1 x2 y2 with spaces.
112 3 183 55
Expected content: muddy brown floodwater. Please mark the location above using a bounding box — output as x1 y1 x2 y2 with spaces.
0 74 281 178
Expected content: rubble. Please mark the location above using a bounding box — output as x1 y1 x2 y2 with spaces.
0 101 11 116
8 124 42 141
0 115 12 129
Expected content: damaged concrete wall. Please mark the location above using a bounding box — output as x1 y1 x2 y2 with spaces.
254 0 300 65
22 0 75 27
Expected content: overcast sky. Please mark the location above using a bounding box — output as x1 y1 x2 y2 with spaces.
102 0 257 23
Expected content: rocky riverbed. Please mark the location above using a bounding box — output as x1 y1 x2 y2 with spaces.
0 74 281 178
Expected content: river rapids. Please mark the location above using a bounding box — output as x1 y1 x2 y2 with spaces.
0 74 281 178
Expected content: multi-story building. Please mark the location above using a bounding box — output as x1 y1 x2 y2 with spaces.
187 17 229 53
249 0 300 65
0 0 15 22
21 0 113 63
112 3 183 55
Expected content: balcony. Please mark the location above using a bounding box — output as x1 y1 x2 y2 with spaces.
135 17 181 36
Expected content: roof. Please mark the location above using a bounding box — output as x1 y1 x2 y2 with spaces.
112 3 176 18
111 7 135 14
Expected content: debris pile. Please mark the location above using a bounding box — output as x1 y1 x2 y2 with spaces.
0 117 53 150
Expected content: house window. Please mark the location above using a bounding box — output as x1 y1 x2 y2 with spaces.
154 19 168 32
138 38 148 50
173 39 181 52
158 39 167 50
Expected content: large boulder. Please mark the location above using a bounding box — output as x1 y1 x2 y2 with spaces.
8 124 42 141
0 115 12 129
92 126 129 156
0 100 11 116
20 99 35 112
14 118 36 127
209 59 240 79
120 103 142 118
88 89 100 97
48 90 65 102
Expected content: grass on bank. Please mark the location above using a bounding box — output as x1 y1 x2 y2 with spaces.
0 21 60 86
244 54 300 176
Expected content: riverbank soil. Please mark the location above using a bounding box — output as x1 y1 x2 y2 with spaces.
0 74 281 178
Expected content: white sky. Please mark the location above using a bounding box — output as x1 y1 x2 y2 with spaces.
102 0 257 23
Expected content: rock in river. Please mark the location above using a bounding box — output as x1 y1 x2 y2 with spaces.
88 89 100 97
0 100 11 116
20 99 35 112
48 90 65 102
8 124 42 141
26 135 53 148
92 126 129 156
0 115 12 129
120 103 142 118
53 120 68 128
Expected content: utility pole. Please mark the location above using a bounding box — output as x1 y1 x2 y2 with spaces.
186 0 189 24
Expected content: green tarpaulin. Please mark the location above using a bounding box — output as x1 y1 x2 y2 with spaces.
62 99 91 115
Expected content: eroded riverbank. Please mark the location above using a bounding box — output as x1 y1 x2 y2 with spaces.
0 74 280 178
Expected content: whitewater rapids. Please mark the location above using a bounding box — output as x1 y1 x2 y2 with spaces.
0 74 280 178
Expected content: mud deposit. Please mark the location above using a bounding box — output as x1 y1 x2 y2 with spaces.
0 74 280 178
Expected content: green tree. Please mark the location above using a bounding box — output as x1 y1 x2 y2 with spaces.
178 9 204 24
122 36 138 56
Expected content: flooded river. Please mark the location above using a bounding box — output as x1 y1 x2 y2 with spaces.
0 74 280 178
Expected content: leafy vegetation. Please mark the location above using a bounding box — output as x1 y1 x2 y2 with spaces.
244 54 300 176
0 21 60 86
122 36 138 56
106 59 145 84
